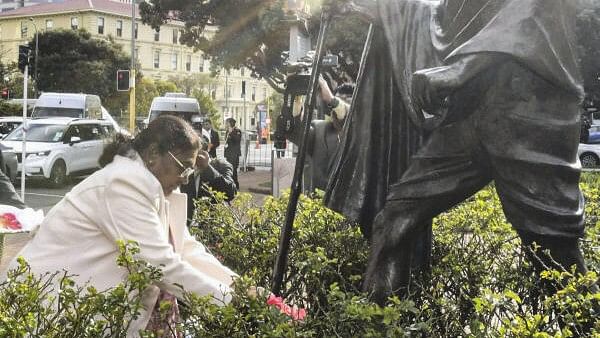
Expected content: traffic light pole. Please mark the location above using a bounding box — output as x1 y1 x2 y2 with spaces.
20 65 28 201
129 0 136 133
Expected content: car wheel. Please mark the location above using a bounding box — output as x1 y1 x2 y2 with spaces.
580 153 599 168
49 160 67 187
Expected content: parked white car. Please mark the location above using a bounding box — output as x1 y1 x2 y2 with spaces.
1 118 115 186
578 143 600 168
0 116 24 139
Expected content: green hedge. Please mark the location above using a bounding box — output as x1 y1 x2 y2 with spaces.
1 176 599 337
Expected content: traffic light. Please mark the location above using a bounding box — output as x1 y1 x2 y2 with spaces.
18 45 32 73
117 70 130 91
1 88 9 99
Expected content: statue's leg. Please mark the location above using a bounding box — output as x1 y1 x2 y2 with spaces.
492 155 596 295
363 119 491 305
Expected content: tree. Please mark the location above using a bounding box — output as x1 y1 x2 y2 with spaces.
0 61 34 100
27 29 132 113
192 88 221 129
140 0 368 92
168 73 215 96
134 77 178 117
576 7 600 107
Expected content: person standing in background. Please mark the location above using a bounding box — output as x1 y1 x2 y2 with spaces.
224 118 242 189
202 119 220 159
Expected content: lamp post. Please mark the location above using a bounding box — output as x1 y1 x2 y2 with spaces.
129 0 136 132
28 17 38 98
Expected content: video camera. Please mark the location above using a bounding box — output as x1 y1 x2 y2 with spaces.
275 52 339 138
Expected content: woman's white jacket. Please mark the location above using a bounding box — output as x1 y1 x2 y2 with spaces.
4 153 237 335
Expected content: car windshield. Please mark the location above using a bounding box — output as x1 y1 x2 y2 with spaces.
0 121 21 135
149 110 194 123
6 124 67 142
33 107 84 118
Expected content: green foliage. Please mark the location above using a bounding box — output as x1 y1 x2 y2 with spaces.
191 89 221 129
0 101 23 116
0 241 161 337
26 29 132 114
576 7 600 106
1 176 599 336
134 77 179 117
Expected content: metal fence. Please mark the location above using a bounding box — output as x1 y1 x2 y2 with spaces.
215 135 295 169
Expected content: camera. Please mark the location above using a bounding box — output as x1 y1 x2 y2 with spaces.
275 52 339 138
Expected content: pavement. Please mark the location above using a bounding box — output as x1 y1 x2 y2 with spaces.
239 167 271 194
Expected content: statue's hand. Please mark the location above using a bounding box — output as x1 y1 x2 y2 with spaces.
412 53 504 115
411 66 460 115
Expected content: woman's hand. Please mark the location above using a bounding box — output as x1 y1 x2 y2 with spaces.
246 286 267 299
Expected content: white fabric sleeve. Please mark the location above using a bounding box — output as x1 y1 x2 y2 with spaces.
100 175 233 305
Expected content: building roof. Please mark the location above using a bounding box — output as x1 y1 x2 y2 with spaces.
0 0 140 18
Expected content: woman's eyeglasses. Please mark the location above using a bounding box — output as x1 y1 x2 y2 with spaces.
168 151 195 178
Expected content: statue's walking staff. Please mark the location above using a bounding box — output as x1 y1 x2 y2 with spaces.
271 10 332 296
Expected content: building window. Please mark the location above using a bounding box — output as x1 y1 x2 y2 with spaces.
45 19 53 31
198 55 204 72
154 29 159 42
185 55 191 72
20 21 27 38
116 20 122 37
172 29 178 44
171 52 178 70
153 50 160 69
240 68 245 76
71 17 78 30
97 17 104 35
134 23 138 39
252 86 256 101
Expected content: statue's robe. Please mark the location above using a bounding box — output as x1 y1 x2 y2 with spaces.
325 0 582 236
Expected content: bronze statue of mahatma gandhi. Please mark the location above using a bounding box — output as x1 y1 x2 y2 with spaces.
324 0 595 305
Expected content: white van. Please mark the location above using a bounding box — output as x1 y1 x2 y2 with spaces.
32 93 102 119
148 96 201 123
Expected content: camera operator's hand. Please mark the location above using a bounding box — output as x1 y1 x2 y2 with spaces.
322 0 378 22
318 75 335 106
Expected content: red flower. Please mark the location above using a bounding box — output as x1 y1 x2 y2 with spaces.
0 213 21 230
266 294 307 321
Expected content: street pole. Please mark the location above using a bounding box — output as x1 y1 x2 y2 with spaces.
28 18 38 98
129 0 136 133
225 72 229 123
242 92 247 171
20 65 28 201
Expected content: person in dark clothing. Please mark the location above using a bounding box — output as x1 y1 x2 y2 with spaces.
273 114 287 159
0 169 25 208
181 140 237 225
580 114 591 143
224 118 242 189
201 120 220 159
287 77 353 193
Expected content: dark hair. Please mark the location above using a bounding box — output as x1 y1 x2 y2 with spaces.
99 115 200 167
226 118 236 127
333 83 354 97
200 136 209 151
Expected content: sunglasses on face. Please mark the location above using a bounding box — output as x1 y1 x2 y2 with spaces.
168 151 195 179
